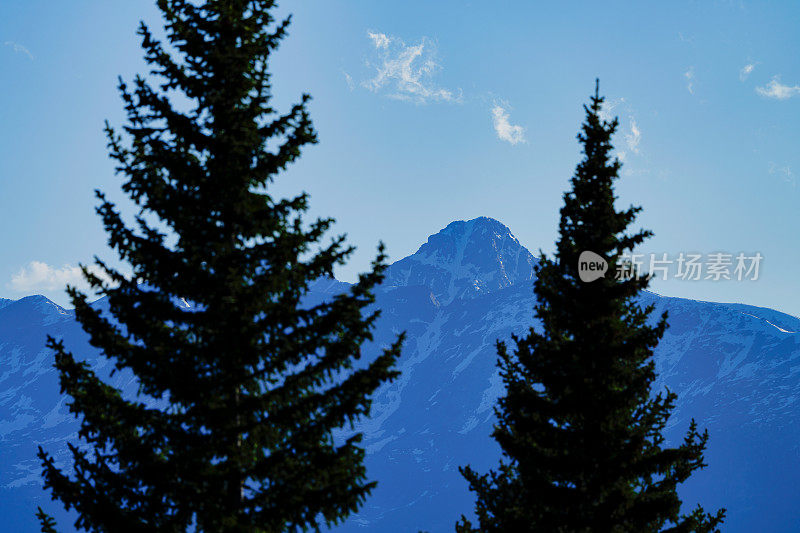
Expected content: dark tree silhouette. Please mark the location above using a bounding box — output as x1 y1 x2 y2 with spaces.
458 82 725 532
38 1 403 530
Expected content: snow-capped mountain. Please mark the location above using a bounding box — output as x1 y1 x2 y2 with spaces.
384 217 538 305
2 218 799 532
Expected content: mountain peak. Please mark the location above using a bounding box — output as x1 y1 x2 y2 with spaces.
385 217 537 304
0 295 72 326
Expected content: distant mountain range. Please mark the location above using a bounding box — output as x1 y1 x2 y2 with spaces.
2 217 798 532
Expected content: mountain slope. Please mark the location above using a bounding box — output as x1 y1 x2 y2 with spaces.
1 217 798 532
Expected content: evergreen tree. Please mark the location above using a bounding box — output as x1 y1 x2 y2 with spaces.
457 82 725 532
36 507 58 533
37 1 403 531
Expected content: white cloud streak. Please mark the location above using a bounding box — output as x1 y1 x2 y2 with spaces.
367 31 390 50
625 117 641 153
769 163 796 186
597 98 641 161
363 31 461 104
3 41 33 60
598 97 625 123
684 68 695 94
343 71 355 90
739 63 756 81
491 104 526 145
756 76 800 100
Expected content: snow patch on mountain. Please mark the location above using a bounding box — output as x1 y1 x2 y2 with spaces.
385 217 537 305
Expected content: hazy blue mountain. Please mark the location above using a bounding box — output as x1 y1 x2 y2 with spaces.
2 217 798 531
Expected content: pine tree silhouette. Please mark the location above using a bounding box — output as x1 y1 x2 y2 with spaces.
36 507 58 533
458 81 725 532
37 1 403 530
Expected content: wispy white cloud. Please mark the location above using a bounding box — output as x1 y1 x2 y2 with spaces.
597 98 641 161
739 63 756 81
343 71 355 90
625 117 641 153
7 261 113 295
367 31 390 50
3 41 33 60
598 97 625 123
684 67 695 94
769 162 796 186
756 76 800 100
362 31 461 104
491 103 526 145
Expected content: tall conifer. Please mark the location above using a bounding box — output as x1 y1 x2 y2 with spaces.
38 1 403 530
458 82 725 532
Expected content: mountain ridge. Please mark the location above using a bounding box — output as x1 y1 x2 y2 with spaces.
0 217 798 531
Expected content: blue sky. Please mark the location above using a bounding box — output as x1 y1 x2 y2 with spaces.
1 1 799 317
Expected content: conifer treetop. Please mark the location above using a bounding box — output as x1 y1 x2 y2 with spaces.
38 2 403 531
457 81 725 532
